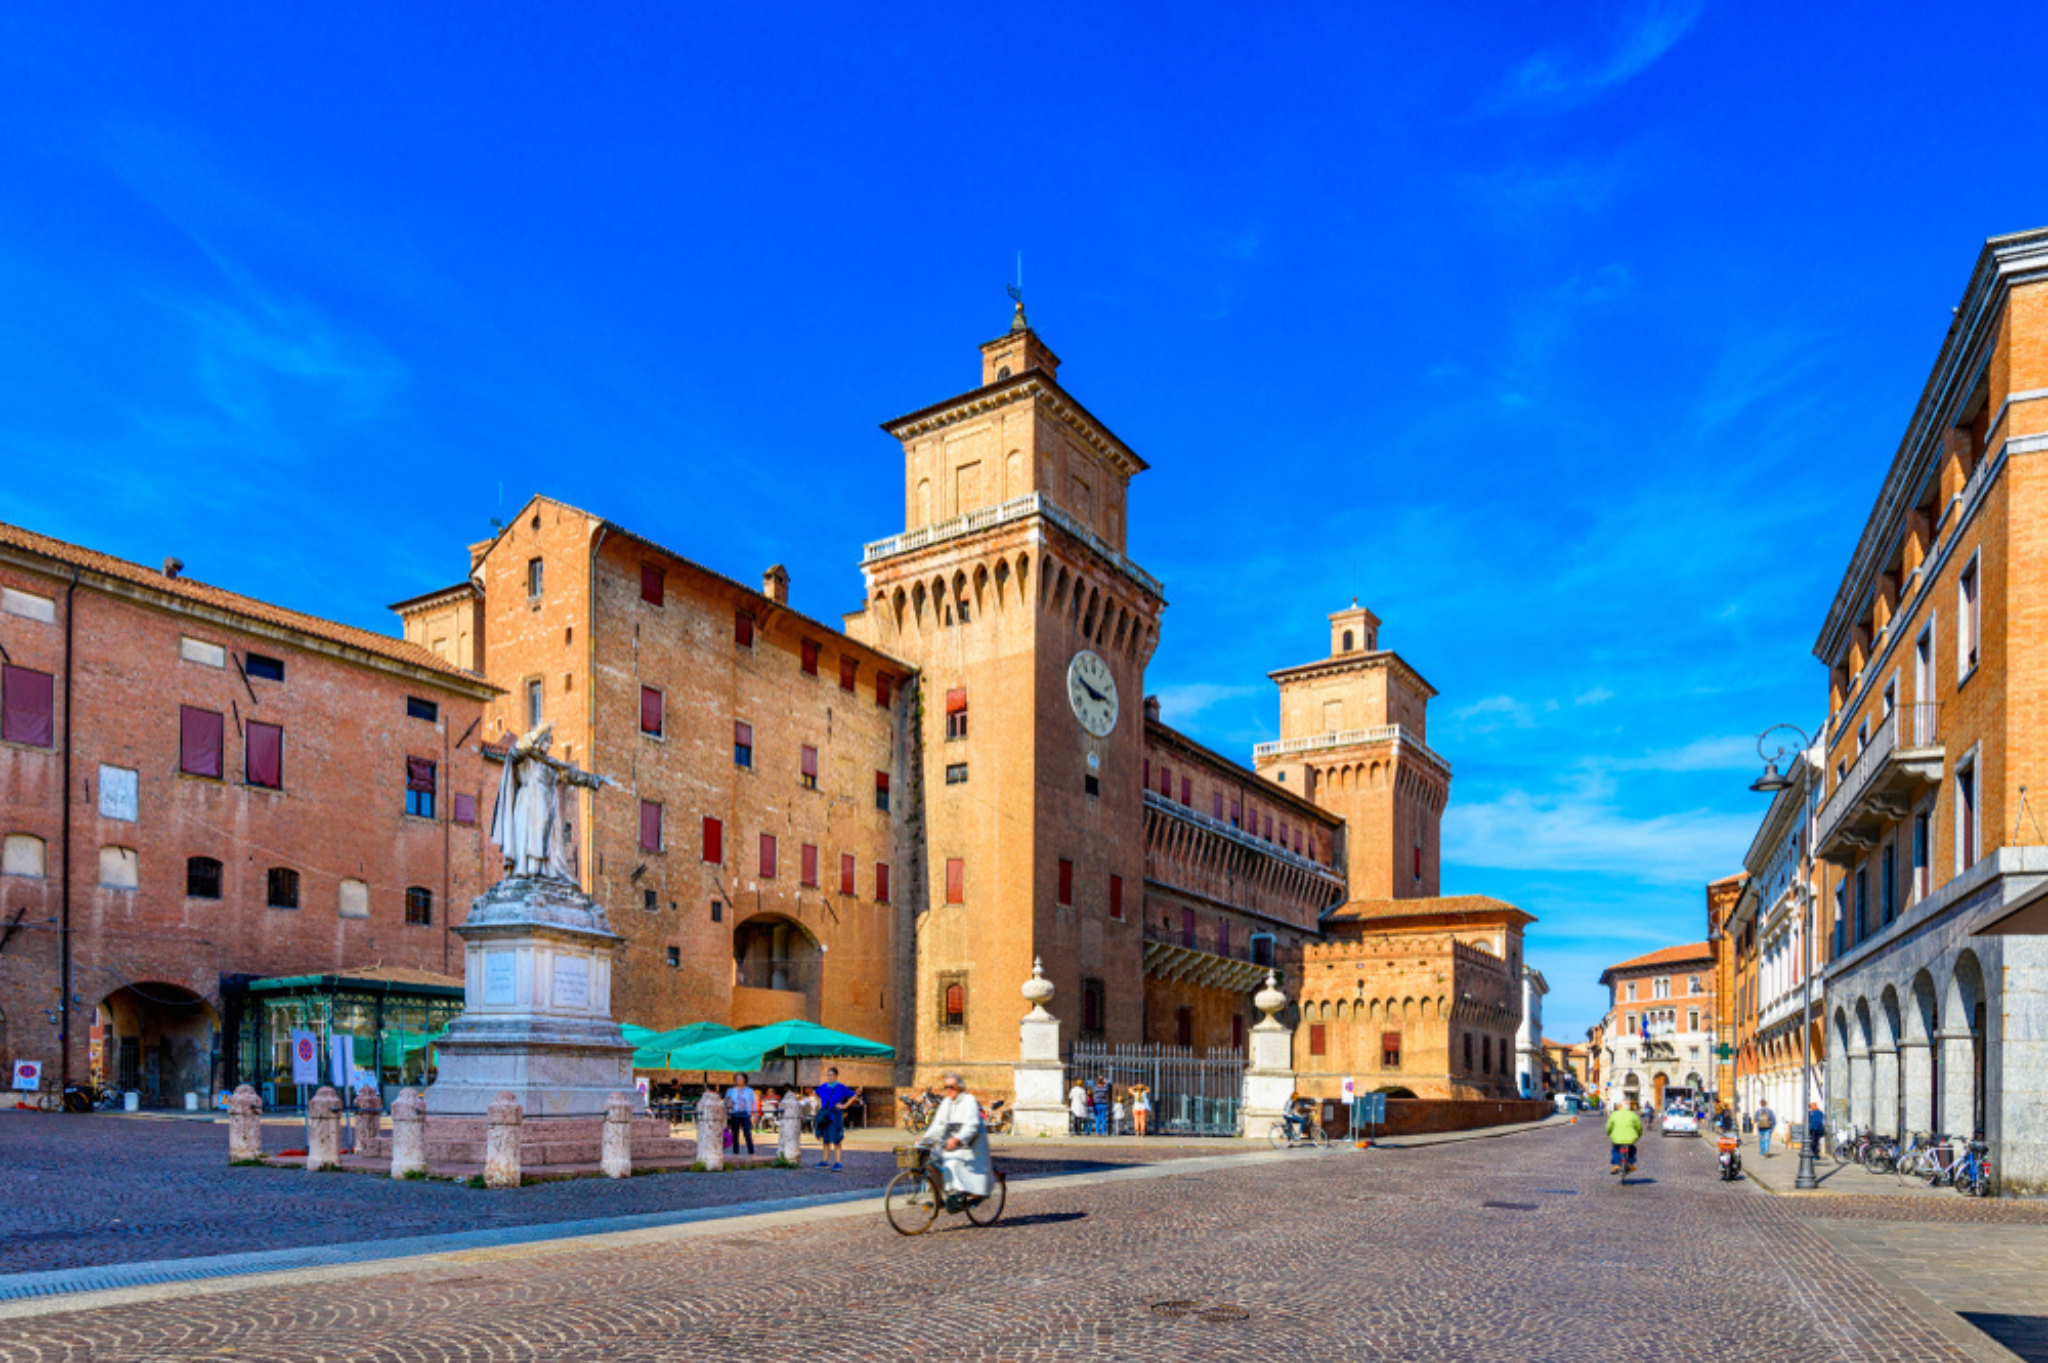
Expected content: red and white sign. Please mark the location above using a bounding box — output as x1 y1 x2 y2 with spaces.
11 1060 42 1091
290 1030 319 1084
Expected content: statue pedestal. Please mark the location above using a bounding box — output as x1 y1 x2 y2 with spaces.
1010 959 1071 1138
426 875 636 1118
1240 974 1297 1133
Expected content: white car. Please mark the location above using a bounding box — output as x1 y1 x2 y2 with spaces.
1661 1107 1699 1136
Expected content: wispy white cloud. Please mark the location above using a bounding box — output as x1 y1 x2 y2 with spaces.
1607 734 1759 773
1575 687 1615 706
1452 694 1538 730
1151 682 1262 727
1444 778 1754 885
1494 0 1705 111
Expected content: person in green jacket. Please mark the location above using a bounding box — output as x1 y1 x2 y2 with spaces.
1606 1100 1644 1176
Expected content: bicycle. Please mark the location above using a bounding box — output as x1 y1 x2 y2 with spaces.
1897 1132 1963 1187
883 1144 1007 1235
1954 1138 1993 1197
1266 1116 1330 1150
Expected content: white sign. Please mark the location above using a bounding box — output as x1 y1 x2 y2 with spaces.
484 951 517 1005
350 1067 379 1094
1341 1076 1355 1100
289 1029 319 1084
98 765 138 822
552 955 590 1010
11 1060 43 1091
330 1035 353 1087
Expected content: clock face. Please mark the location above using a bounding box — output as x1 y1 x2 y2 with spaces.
1067 650 1118 737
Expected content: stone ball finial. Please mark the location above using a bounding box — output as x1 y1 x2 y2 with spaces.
1254 970 1287 1020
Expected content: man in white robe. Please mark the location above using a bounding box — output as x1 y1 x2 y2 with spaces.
920 1073 992 1200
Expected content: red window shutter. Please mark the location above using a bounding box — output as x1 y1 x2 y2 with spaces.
641 563 664 606
1143 759 1150 788
1263 814 1273 840
1414 845 1423 878
801 843 818 886
1279 822 1288 847
1230 801 1241 825
945 688 967 714
1159 765 1171 797
734 720 752 748
180 706 224 778
1109 874 1123 920
839 852 855 895
1310 1024 1328 1057
453 793 477 826
702 816 722 863
1218 920 1230 956
640 801 662 851
759 833 777 878
735 609 753 646
640 686 662 736
407 757 437 793
1181 908 1195 947
839 656 857 691
875 673 892 707
1382 1031 1402 1054
876 861 891 903
801 639 819 675
1212 793 1223 820
876 771 889 794
0 666 54 748
245 721 284 789
1057 858 1073 906
801 745 818 778
945 857 964 904
1180 776 1191 805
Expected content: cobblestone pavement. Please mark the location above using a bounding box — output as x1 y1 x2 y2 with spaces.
8 1119 2046 1361
0 1112 1202 1276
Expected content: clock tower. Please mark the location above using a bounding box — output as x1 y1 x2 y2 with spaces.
848 303 1164 1089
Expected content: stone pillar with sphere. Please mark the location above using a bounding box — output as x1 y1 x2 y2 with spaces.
1011 959 1070 1137
1242 972 1297 1133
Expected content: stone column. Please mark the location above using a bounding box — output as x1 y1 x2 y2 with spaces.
1870 1042 1899 1139
1938 1029 1977 1137
227 1083 264 1162
777 1091 803 1164
601 1091 633 1179
1844 1046 1870 1133
695 1091 726 1171
1011 959 1070 1138
1899 1040 1933 1136
390 1087 427 1179
1242 972 1297 1134
306 1086 343 1172
484 1091 523 1189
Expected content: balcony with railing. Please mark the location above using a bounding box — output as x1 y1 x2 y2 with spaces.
1140 922 1274 993
859 491 1165 599
1250 725 1452 778
1815 702 1942 865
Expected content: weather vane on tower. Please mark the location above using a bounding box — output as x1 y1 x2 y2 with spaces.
1007 250 1026 331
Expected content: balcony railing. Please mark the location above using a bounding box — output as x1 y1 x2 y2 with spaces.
1250 725 1453 778
1816 702 1942 864
859 491 1165 599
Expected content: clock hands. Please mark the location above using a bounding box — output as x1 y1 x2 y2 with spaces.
1079 679 1108 704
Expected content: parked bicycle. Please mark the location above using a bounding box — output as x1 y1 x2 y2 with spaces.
1954 1138 1994 1197
883 1144 1007 1235
1894 1132 1963 1186
898 1089 939 1131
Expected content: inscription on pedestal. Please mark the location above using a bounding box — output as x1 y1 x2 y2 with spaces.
552 955 590 1010
484 952 517 1006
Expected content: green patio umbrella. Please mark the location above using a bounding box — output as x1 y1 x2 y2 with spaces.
631 1021 738 1071
656 1020 892 1081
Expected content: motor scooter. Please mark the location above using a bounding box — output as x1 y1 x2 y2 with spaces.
1717 1132 1743 1181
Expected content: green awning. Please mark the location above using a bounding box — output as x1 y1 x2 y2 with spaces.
632 1022 739 1071
654 1020 892 1074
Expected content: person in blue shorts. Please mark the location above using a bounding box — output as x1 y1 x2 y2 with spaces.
813 1067 856 1172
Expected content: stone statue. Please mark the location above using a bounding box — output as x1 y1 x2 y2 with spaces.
490 723 611 881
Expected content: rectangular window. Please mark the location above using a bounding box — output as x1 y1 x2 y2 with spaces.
526 679 544 729
1083 773 1098 797
1158 764 1171 797
800 744 818 789
839 852 855 896
801 843 818 887
453 793 477 826
667 946 681 967
244 653 285 682
640 686 663 737
1218 919 1231 957
406 696 439 722
702 816 722 863
1958 554 1980 675
186 857 222 900
945 762 968 784
735 609 754 648
1309 1024 1327 1057
1626 1012 1636 1034
1854 866 1869 942
1181 908 1196 949
1880 839 1896 926
526 558 544 597
267 867 300 910
711 899 723 923
1230 801 1242 829
245 721 284 789
940 976 966 1029
1688 975 1701 995
405 886 433 926
406 757 437 818
875 672 892 708
1251 933 1275 967
1653 976 1669 999
875 771 890 812
1179 776 1191 805
1625 981 1637 1002
1109 874 1124 921
1957 759 1979 870
945 688 968 739
1263 814 1273 840
1057 858 1073 906
945 857 965 904
179 706 224 777
1413 844 1423 880
641 563 665 606
758 833 777 878
839 656 857 692
876 861 891 904
640 800 662 851
1912 807 1931 899
1382 1031 1401 1068
1688 1008 1700 1031
1080 978 1105 1038
734 720 753 768
801 639 820 676
1212 792 1224 820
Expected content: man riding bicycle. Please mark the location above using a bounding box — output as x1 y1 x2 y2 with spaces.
1607 1099 1643 1176
1281 1093 1314 1141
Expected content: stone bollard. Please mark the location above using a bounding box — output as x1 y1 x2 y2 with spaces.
353 1085 382 1152
778 1090 803 1165
601 1091 634 1179
484 1091 523 1189
695 1091 726 1171
227 1083 264 1162
390 1087 427 1179
306 1086 343 1172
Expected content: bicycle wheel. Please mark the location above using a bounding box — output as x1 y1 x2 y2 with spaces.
1309 1124 1330 1150
1266 1121 1289 1150
884 1169 940 1236
34 1092 62 1113
1831 1139 1851 1167
1861 1145 1893 1174
965 1172 1007 1225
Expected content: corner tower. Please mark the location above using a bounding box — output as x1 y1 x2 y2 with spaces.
846 303 1165 1090
1254 605 1451 898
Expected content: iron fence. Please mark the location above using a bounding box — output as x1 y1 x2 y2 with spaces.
1067 1040 1245 1137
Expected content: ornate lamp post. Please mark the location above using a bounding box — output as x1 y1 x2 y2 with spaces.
1750 723 1820 1191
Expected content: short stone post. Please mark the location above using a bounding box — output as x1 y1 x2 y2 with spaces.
306 1086 343 1172
1011 958 1070 1137
353 1084 382 1151
601 1091 634 1179
227 1083 264 1162
485 1091 523 1189
1241 972 1297 1136
778 1090 803 1164
390 1087 427 1179
695 1091 726 1171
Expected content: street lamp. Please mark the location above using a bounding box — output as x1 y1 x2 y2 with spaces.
1751 723 1820 1191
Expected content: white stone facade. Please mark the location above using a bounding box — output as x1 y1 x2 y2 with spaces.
1515 967 1546 1099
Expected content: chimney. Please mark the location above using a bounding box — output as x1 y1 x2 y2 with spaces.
162 557 184 580
762 565 789 605
1144 694 1161 723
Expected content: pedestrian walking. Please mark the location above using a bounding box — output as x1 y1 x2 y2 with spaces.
1068 1079 1089 1135
723 1073 758 1156
1755 1101 1775 1157
813 1067 856 1172
1806 1101 1825 1161
1090 1073 1111 1137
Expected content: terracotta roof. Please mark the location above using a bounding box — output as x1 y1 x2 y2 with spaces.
1325 894 1535 927
1706 871 1748 888
1599 941 1715 982
0 519 491 690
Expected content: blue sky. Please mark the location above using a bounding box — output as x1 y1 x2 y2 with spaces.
4 5 2044 1035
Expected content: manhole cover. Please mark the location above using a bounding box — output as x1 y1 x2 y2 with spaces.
1534 1189 1579 1196
1150 1301 1198 1319
1198 1305 1251 1323
1482 1201 1539 1211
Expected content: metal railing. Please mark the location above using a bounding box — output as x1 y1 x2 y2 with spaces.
1143 790 1345 884
1818 702 1940 841
1068 1040 1245 1137
860 492 1166 600
1251 725 1453 778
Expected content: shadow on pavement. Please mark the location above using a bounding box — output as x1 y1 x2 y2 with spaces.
1958 1312 2048 1363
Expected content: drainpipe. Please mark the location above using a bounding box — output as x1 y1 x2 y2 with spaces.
58 566 79 1090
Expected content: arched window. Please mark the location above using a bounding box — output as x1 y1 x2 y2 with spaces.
941 980 966 1028
1342 629 1354 652
266 867 300 910
186 856 223 900
405 886 433 925
2 833 46 878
